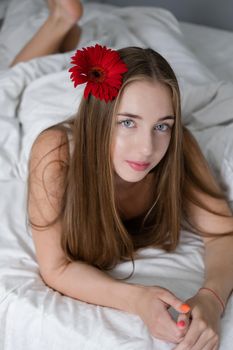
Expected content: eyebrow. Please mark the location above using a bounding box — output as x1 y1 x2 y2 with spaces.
116 113 175 122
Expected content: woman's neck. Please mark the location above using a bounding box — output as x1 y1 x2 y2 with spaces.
114 173 155 220
114 172 149 198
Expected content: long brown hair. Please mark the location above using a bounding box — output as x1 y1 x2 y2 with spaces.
27 47 233 274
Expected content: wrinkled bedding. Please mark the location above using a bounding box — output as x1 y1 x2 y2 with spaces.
0 1 233 349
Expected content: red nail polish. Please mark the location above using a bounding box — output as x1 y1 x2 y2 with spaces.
177 320 185 327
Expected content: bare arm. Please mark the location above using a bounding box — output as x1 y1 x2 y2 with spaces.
202 236 233 307
176 180 233 348
28 129 142 315
28 129 192 344
44 259 140 313
185 132 233 309
172 131 233 349
187 190 233 308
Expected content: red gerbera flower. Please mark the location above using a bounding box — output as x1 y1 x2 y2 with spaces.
68 44 128 102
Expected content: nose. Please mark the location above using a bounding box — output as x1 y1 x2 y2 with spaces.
137 131 153 157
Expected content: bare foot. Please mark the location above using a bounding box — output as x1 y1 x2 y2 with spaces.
47 0 83 25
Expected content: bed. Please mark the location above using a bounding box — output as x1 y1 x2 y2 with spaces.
0 0 233 349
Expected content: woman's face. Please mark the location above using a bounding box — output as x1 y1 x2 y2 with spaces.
112 80 175 184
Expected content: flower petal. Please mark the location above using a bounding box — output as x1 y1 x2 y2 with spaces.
68 43 128 101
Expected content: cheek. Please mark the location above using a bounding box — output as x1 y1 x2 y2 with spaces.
111 133 129 158
154 135 171 158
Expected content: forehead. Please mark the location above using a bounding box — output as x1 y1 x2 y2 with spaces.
117 80 174 114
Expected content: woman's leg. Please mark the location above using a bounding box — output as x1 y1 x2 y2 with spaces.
9 0 83 67
60 24 82 53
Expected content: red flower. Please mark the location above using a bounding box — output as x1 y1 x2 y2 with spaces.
68 44 128 102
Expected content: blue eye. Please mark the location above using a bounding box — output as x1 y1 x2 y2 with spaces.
117 120 172 131
155 124 170 132
119 119 135 128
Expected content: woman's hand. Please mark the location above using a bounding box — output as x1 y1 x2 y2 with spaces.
173 290 223 350
134 285 191 343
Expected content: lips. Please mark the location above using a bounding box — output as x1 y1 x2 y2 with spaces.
127 161 150 166
126 160 151 171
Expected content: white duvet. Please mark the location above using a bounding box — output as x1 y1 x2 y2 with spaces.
0 1 233 349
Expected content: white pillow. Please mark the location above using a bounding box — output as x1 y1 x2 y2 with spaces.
0 1 220 130
0 0 90 70
1 1 218 119
0 0 8 20
70 3 219 122
0 0 216 81
0 0 48 69
0 2 220 129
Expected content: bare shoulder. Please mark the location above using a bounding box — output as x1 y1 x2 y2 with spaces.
29 127 70 212
28 127 70 284
30 127 70 166
183 127 233 241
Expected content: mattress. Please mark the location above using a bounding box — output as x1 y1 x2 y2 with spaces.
0 1 233 349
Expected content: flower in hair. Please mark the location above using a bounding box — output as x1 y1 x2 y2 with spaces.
68 44 128 102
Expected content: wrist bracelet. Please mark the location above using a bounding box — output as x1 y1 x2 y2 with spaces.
198 287 225 314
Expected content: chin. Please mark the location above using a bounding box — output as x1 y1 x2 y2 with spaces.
116 171 148 183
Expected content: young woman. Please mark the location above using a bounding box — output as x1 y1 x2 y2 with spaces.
10 1 233 349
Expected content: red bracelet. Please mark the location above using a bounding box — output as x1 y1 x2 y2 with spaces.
199 287 225 314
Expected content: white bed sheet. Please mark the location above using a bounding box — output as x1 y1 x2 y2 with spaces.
0 1 233 349
180 22 233 85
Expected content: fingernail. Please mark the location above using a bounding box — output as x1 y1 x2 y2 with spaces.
180 303 190 313
177 320 185 327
